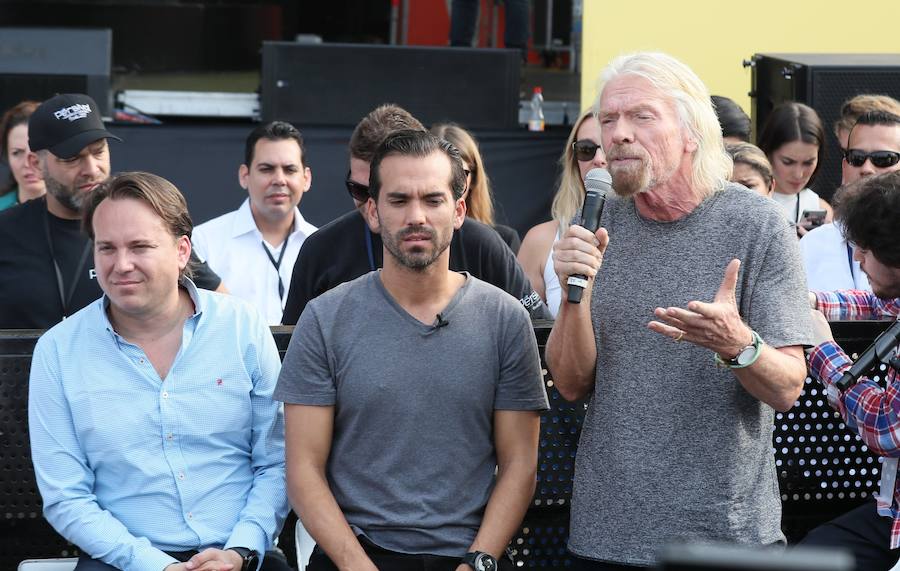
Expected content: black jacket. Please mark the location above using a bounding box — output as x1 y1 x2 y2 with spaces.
281 210 546 324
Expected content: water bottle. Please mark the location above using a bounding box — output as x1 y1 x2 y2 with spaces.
528 87 545 132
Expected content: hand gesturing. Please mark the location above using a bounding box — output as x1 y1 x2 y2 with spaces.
647 259 753 358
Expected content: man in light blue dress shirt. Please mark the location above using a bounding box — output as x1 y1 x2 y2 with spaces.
28 171 290 571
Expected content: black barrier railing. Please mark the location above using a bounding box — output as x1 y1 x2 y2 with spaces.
0 321 893 569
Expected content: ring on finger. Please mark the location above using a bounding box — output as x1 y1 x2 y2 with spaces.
674 330 685 342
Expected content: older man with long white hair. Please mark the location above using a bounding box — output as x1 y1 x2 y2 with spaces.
547 52 812 569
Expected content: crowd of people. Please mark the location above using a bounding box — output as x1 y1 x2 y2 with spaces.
2 49 900 571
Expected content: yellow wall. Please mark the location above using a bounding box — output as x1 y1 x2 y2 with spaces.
580 1 900 113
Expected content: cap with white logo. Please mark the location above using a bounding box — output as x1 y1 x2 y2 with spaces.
28 94 122 160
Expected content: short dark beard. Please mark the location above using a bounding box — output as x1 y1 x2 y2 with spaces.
380 222 451 272
43 171 84 214
871 280 900 300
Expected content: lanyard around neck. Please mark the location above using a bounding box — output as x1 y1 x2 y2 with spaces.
364 225 376 272
261 226 293 301
43 209 92 319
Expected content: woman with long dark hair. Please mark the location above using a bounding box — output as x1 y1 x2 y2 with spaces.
757 102 833 236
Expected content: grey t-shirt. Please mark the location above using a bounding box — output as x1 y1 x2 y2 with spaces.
567 183 813 565
275 271 548 556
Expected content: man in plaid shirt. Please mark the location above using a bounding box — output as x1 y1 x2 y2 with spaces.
803 171 900 570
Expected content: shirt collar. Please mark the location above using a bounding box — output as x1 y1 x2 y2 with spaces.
231 198 260 239
99 277 204 333
230 197 316 241
887 299 900 316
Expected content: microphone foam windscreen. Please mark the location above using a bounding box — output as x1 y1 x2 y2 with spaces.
585 168 612 194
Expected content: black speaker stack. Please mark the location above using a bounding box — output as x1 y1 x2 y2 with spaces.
0 28 112 117
750 53 900 201
261 42 522 130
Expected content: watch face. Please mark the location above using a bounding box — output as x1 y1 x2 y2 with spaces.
242 552 259 571
736 345 756 366
476 554 498 571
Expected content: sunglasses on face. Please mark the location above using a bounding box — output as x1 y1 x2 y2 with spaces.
345 171 370 202
573 140 602 162
843 149 900 169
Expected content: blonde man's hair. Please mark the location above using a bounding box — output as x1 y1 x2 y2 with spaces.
834 94 900 140
350 104 425 162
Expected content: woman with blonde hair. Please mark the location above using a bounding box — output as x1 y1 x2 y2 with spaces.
429 122 520 252
517 108 607 317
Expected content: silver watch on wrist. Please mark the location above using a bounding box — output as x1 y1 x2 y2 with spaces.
462 551 498 571
715 330 762 369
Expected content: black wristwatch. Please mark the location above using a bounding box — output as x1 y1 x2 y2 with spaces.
228 547 260 571
462 551 498 571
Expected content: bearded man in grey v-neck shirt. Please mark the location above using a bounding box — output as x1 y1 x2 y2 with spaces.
275 130 548 571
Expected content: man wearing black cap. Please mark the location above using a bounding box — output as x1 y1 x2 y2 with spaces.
0 93 222 329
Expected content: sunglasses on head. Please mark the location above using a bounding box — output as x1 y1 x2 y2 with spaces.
573 140 602 162
843 149 900 169
345 171 370 202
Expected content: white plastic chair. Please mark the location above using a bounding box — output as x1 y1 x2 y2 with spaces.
295 519 316 571
18 559 78 571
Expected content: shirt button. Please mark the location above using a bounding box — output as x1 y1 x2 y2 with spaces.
187 512 193 520
166 433 174 441
178 472 185 480
162 391 169 399
139 358 145 364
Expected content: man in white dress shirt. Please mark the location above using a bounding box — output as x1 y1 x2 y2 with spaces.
193 121 317 324
801 110 900 291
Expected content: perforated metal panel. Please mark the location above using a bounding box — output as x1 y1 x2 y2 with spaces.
510 326 582 568
509 508 573 568
0 332 79 569
1 354 39 517
534 370 588 507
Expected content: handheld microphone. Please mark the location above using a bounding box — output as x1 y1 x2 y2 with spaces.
835 318 900 391
567 168 612 304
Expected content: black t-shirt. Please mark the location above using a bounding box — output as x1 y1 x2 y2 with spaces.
494 223 521 255
281 209 547 325
0 197 221 329
189 255 221 292
46 211 91 308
